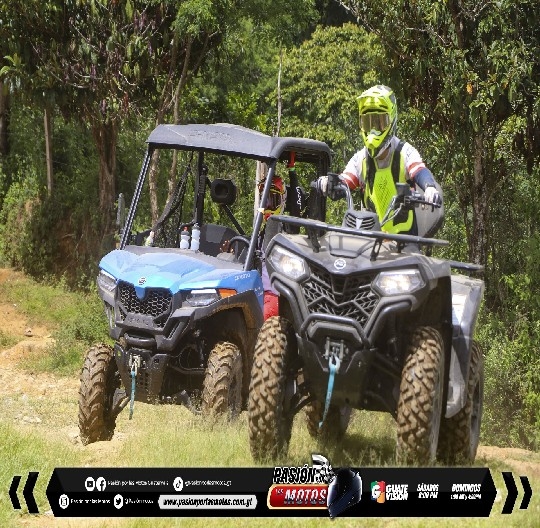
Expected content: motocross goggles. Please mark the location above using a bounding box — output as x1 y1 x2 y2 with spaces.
360 112 391 136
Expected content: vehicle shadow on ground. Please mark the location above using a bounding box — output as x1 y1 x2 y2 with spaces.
318 431 398 468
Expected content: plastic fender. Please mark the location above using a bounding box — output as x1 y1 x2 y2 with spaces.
446 274 484 418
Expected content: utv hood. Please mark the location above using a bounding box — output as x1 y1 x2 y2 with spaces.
99 247 260 294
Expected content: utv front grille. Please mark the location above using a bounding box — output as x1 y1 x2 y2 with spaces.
302 263 379 327
117 282 172 324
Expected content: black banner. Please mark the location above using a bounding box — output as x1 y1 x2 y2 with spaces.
43 467 499 518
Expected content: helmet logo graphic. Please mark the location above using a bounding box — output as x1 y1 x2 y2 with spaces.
357 84 397 158
327 467 363 518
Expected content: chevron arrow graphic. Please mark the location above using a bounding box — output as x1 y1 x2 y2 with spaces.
8 472 39 514
9 475 22 510
502 472 518 514
23 472 39 514
520 476 532 510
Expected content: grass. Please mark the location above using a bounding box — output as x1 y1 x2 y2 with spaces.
1 406 539 528
0 270 109 376
0 422 83 528
0 329 18 348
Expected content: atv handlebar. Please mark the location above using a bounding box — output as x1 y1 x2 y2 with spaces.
269 214 449 248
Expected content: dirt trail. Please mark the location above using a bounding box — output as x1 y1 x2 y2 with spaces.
0 269 127 453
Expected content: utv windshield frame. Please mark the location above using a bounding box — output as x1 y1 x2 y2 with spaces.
120 123 333 271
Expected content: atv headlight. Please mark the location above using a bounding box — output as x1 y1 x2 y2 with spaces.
374 269 425 295
268 246 308 281
185 288 231 307
97 270 117 292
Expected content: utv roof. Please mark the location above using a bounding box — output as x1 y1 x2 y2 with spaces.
147 123 332 167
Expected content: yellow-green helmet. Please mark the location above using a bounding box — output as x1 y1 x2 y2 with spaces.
357 85 397 158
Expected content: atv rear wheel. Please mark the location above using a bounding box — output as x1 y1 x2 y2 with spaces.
437 341 484 464
305 399 352 442
201 341 243 418
248 317 297 461
396 326 445 464
79 343 121 445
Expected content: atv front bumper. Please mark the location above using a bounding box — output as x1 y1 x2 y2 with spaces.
114 342 170 403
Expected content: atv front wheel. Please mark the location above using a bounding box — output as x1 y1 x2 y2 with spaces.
396 326 445 464
201 341 243 418
305 399 352 442
79 343 122 445
248 317 297 461
437 341 484 464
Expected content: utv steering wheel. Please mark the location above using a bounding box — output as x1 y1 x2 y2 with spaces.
226 235 250 256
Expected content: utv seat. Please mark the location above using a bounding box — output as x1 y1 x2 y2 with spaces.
199 224 238 257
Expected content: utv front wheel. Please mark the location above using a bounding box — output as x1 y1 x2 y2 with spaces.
248 317 297 461
305 399 352 442
79 344 121 445
201 341 243 418
438 341 484 464
396 326 445 464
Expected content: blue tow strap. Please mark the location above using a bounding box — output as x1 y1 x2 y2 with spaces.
319 354 341 428
129 370 136 420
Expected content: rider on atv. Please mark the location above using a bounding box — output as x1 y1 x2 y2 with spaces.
320 84 442 235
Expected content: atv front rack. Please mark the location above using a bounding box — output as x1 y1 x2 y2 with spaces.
270 215 449 260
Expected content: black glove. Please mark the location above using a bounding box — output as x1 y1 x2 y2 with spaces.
326 173 347 201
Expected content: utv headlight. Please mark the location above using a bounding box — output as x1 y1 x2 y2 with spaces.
97 270 117 292
268 246 308 281
374 269 425 295
185 288 236 307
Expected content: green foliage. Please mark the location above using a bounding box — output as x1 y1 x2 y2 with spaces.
0 104 105 286
277 24 384 169
477 313 540 450
0 167 41 272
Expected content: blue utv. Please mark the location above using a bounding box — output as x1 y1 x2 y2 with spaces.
78 123 332 445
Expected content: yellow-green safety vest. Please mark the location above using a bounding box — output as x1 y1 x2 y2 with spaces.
362 141 413 234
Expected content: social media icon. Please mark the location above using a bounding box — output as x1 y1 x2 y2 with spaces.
173 477 183 492
59 494 70 509
96 477 106 491
85 477 95 491
114 494 124 509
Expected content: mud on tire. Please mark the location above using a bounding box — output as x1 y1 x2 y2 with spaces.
201 341 243 418
248 317 297 461
438 341 484 464
79 343 121 445
396 326 445 464
305 399 352 443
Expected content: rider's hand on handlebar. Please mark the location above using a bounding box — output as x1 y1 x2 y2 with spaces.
424 185 442 206
318 175 329 195
318 173 347 201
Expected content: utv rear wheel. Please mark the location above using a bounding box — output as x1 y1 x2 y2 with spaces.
248 317 297 461
396 326 445 464
201 341 243 418
438 341 484 464
305 399 352 442
79 344 121 445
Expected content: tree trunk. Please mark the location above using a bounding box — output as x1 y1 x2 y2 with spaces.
92 120 118 237
469 132 488 267
44 106 54 196
0 80 10 156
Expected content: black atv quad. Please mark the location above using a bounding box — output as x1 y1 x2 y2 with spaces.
248 174 484 464
78 123 332 445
